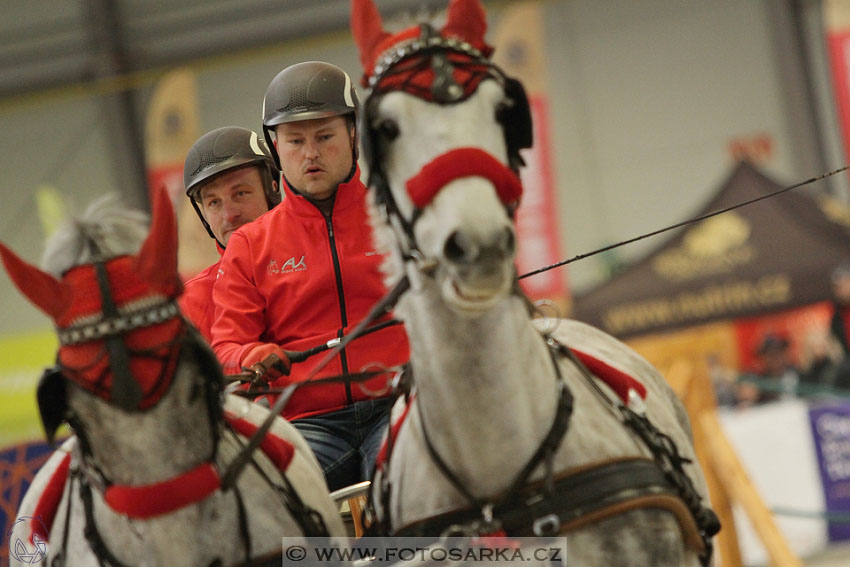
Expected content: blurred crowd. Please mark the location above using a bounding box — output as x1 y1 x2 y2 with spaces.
712 261 850 409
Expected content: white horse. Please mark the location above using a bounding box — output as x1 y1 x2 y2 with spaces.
351 0 719 565
1 188 344 567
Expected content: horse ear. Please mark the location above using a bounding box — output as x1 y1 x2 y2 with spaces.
351 0 391 73
0 242 70 320
135 184 179 295
443 0 488 46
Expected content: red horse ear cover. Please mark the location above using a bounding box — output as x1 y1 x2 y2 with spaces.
351 0 391 76
134 184 181 297
351 0 493 81
442 0 489 49
0 242 71 321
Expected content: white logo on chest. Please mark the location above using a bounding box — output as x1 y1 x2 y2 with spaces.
268 256 307 274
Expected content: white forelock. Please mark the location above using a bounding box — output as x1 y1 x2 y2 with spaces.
41 193 150 277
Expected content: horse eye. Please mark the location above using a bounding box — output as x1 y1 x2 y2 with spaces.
377 119 400 141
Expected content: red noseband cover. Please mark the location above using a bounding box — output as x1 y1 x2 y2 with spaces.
405 147 523 209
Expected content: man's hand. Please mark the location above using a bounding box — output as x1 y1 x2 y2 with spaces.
241 343 291 385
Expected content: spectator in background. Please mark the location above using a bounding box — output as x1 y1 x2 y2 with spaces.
828 261 850 391
736 333 801 407
799 329 845 390
707 353 739 408
829 261 850 356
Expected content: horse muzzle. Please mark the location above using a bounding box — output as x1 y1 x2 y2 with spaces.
438 224 517 313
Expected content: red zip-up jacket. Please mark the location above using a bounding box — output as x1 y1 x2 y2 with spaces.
179 258 222 344
210 167 409 420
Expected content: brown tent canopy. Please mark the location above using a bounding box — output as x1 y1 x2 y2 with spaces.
571 161 850 339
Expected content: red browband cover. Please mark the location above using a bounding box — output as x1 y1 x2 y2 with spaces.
405 147 523 209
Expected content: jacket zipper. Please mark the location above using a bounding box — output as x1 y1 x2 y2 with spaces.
325 215 353 403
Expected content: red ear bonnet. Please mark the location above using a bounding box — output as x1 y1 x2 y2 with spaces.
135 184 180 297
0 188 185 410
0 243 70 321
352 0 493 85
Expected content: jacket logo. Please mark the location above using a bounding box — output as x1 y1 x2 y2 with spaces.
268 256 306 275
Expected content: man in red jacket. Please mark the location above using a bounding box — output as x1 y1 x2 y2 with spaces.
179 127 280 342
211 61 409 491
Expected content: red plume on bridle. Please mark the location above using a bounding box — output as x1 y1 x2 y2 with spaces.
0 185 185 411
351 0 494 85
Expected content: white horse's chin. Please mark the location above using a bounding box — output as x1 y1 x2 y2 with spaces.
441 275 511 314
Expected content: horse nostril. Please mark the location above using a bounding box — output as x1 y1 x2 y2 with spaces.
443 230 477 264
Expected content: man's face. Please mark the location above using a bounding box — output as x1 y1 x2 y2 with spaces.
274 115 355 200
198 166 270 245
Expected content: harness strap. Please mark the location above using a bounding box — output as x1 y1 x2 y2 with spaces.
390 340 572 533
393 457 706 552
79 475 133 567
93 262 142 411
233 485 252 563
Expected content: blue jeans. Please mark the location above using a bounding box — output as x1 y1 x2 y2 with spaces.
293 397 393 492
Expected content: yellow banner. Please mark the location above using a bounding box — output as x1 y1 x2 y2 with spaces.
0 330 57 446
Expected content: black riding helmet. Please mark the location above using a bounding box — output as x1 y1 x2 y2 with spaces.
262 61 360 171
183 127 280 245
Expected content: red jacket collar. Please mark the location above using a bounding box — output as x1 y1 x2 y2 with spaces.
281 165 366 217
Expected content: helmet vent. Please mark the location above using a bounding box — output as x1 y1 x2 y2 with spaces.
191 151 233 177
277 87 326 114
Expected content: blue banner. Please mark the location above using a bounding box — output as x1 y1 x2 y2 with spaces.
809 401 850 542
0 441 53 567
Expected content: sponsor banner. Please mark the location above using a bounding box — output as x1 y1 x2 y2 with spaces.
1 441 54 566
809 401 850 541
601 274 792 337
143 68 214 279
515 97 568 303
733 302 833 372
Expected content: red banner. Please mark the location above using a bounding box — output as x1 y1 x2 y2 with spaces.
515 96 567 301
491 1 569 307
827 30 850 171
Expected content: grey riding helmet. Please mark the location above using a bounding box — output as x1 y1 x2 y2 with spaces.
262 61 359 169
183 126 280 243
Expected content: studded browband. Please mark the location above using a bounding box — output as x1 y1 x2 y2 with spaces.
56 301 180 346
367 35 487 91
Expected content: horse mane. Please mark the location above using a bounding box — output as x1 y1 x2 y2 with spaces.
41 193 151 277
366 188 405 287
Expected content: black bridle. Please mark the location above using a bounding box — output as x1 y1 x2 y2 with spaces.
360 23 532 262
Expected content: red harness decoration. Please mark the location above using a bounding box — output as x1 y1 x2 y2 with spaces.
225 413 295 474
375 396 415 471
405 147 523 209
104 462 220 519
27 413 296 538
374 348 647 471
572 350 647 402
29 452 72 545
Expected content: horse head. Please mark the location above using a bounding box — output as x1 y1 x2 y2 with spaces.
0 187 205 446
353 0 533 314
